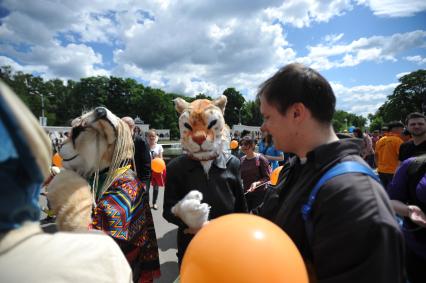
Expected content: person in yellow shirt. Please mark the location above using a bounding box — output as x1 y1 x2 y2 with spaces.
375 121 405 189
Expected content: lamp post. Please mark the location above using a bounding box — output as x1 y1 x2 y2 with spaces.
40 92 45 119
234 107 242 125
344 118 348 131
33 90 46 126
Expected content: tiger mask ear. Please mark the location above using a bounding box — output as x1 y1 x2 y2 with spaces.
213 95 227 114
174 98 190 115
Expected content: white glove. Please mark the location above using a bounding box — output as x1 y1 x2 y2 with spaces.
171 190 210 230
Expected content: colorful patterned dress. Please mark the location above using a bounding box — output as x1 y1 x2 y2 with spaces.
92 169 161 283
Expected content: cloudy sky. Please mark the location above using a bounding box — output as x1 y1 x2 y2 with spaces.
0 0 425 117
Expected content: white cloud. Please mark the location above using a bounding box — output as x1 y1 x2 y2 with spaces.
332 82 398 116
265 0 353 28
405 55 426 65
299 30 426 70
396 72 410 79
324 33 345 43
0 56 48 74
0 43 109 80
357 0 426 17
0 0 423 118
112 5 295 97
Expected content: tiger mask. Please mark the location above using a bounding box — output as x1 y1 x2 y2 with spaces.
174 95 230 173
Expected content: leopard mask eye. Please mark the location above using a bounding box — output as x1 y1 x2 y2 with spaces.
184 122 193 131
208 119 217 129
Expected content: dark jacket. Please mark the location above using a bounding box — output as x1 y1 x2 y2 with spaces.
163 152 247 262
259 139 405 283
399 140 426 162
133 135 151 183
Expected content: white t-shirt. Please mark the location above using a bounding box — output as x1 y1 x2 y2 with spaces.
150 143 163 158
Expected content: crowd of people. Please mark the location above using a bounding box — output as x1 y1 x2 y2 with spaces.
1 62 425 283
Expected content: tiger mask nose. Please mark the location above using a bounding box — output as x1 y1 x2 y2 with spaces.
192 132 207 145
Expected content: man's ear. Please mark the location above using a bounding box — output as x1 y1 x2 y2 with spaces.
291 103 307 123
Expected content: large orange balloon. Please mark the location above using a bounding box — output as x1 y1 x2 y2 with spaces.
151 157 166 173
52 152 63 167
181 214 308 283
230 140 239 150
270 165 283 185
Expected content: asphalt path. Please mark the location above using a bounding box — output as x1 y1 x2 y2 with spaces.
149 187 180 283
39 186 180 282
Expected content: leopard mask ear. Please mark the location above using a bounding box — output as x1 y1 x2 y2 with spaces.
213 95 227 114
174 98 190 114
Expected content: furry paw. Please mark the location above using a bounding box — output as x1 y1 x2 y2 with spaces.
183 190 203 201
171 190 210 229
46 170 93 231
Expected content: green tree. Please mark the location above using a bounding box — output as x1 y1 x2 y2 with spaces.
222 87 245 126
368 114 384 132
44 78 69 125
332 110 367 132
374 69 426 122
244 100 263 126
194 93 212 100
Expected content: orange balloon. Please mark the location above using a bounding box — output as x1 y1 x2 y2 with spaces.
181 214 308 283
270 166 283 185
230 140 239 150
52 152 62 167
151 157 166 173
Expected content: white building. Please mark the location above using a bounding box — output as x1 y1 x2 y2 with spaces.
134 116 171 140
134 116 150 133
231 124 262 140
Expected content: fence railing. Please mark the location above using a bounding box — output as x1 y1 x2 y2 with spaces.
161 143 183 163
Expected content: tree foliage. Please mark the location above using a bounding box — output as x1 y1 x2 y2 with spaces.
1 65 384 138
222 87 245 126
369 69 426 128
332 110 367 132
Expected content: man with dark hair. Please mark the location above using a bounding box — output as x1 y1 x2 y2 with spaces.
399 112 426 162
375 121 404 188
121 117 151 188
257 63 404 282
